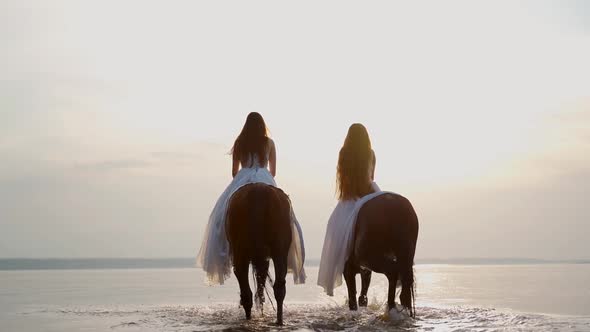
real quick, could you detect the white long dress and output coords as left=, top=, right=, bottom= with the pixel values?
left=196, top=152, right=306, bottom=285
left=317, top=182, right=394, bottom=296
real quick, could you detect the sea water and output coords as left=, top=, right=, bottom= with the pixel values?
left=1, top=264, right=589, bottom=331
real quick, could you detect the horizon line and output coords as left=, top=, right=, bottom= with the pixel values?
left=1, top=257, right=589, bottom=263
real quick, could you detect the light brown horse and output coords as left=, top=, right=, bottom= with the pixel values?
left=343, top=193, right=419, bottom=317
left=226, top=183, right=293, bottom=325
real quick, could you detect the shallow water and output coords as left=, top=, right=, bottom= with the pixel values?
left=2, top=265, right=590, bottom=331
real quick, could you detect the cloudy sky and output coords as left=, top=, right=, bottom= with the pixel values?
left=1, top=1, right=589, bottom=260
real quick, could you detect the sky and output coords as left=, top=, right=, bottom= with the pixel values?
left=1, top=1, right=589, bottom=260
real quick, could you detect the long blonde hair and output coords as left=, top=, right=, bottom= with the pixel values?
left=337, top=123, right=373, bottom=200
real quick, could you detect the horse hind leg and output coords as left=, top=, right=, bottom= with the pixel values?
left=398, top=247, right=416, bottom=317
left=343, top=258, right=360, bottom=310
left=363, top=255, right=398, bottom=311
left=358, top=268, right=372, bottom=307
left=234, top=260, right=253, bottom=319
left=271, top=255, right=287, bottom=325
left=386, top=269, right=399, bottom=311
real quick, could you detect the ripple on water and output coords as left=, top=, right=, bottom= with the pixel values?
left=50, top=302, right=590, bottom=331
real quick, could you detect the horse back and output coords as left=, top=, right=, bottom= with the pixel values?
left=226, top=183, right=292, bottom=264
left=354, top=193, right=419, bottom=264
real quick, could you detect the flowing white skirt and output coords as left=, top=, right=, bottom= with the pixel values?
left=196, top=167, right=306, bottom=285
left=317, top=182, right=394, bottom=296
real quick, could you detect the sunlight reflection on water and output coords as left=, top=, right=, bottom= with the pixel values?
left=2, top=265, right=590, bottom=331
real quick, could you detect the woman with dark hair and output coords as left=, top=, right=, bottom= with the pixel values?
left=317, top=123, right=386, bottom=295
left=197, top=112, right=305, bottom=285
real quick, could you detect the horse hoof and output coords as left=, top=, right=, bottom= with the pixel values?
left=358, top=295, right=368, bottom=307
left=349, top=302, right=358, bottom=311
left=276, top=319, right=283, bottom=326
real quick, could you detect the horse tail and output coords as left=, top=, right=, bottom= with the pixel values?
left=398, top=237, right=416, bottom=318
left=248, top=185, right=271, bottom=300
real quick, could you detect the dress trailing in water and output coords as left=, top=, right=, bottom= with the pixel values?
left=196, top=153, right=306, bottom=285
left=317, top=182, right=395, bottom=296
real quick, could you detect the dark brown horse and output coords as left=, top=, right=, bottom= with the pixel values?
left=343, top=193, right=419, bottom=317
left=226, top=183, right=293, bottom=325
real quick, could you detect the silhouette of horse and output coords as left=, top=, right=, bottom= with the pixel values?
left=344, top=193, right=419, bottom=317
left=226, top=183, right=293, bottom=325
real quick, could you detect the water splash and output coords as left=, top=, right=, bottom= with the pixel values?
left=45, top=302, right=590, bottom=331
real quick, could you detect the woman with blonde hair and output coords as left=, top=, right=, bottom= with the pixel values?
left=317, top=123, right=382, bottom=296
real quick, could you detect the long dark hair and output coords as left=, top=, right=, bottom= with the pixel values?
left=337, top=123, right=373, bottom=200
left=231, top=112, right=270, bottom=163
